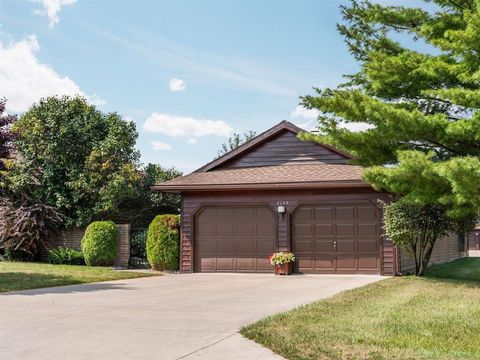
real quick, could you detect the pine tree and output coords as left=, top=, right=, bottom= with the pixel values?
left=301, top=0, right=480, bottom=218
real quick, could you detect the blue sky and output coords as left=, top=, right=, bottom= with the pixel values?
left=0, top=0, right=385, bottom=172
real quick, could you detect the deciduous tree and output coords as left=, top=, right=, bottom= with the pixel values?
left=9, top=96, right=140, bottom=227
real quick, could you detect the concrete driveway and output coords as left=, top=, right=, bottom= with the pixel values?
left=0, top=273, right=384, bottom=360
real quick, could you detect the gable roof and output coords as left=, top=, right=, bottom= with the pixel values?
left=194, top=120, right=353, bottom=173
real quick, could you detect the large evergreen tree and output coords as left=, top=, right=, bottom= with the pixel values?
left=0, top=98, right=16, bottom=190
left=301, top=0, right=480, bottom=219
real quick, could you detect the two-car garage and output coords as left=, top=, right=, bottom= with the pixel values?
left=194, top=202, right=382, bottom=274
left=153, top=121, right=394, bottom=275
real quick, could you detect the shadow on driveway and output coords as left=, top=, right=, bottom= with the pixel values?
left=0, top=273, right=136, bottom=296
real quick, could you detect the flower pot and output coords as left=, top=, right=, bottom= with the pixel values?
left=274, top=262, right=293, bottom=275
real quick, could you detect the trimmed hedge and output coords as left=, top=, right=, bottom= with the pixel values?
left=81, top=221, right=118, bottom=266
left=48, top=247, right=85, bottom=265
left=146, top=215, right=180, bottom=271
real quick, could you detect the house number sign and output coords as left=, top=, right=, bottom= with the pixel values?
left=276, top=201, right=289, bottom=206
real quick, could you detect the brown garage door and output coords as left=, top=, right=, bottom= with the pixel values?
left=292, top=202, right=381, bottom=274
left=195, top=206, right=276, bottom=272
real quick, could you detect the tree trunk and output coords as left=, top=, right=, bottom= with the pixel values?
left=417, top=240, right=435, bottom=276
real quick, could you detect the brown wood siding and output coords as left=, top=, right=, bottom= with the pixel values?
left=180, top=188, right=389, bottom=273
left=218, top=131, right=348, bottom=169
left=398, top=232, right=466, bottom=273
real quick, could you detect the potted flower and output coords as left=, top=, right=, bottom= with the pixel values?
left=269, top=251, right=295, bottom=275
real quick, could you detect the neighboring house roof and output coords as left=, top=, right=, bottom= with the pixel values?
left=152, top=121, right=369, bottom=192
left=151, top=163, right=368, bottom=192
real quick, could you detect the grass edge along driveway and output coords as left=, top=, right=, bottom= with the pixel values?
left=241, top=258, right=480, bottom=360
left=0, top=261, right=157, bottom=293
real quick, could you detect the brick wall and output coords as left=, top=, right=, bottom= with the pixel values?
left=42, top=224, right=131, bottom=268
left=399, top=232, right=466, bottom=274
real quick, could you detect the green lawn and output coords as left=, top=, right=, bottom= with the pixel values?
left=241, top=258, right=480, bottom=360
left=0, top=261, right=157, bottom=293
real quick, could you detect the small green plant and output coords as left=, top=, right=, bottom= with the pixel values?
left=48, top=247, right=85, bottom=265
left=146, top=215, right=180, bottom=270
left=81, top=221, right=118, bottom=266
left=269, top=251, right=295, bottom=265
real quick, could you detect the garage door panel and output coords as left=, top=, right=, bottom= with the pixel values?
left=295, top=207, right=312, bottom=220
left=315, top=224, right=334, bottom=236
left=336, top=239, right=356, bottom=252
left=294, top=239, right=314, bottom=252
left=256, top=207, right=274, bottom=219
left=197, top=239, right=216, bottom=253
left=315, top=254, right=335, bottom=270
left=358, top=239, right=379, bottom=252
left=197, top=224, right=217, bottom=236
left=255, top=258, right=272, bottom=271
left=335, top=207, right=355, bottom=220
left=294, top=224, right=314, bottom=236
left=357, top=206, right=377, bottom=220
left=359, top=254, right=379, bottom=269
left=236, top=257, right=254, bottom=271
left=336, top=254, right=356, bottom=270
left=257, top=239, right=275, bottom=252
left=358, top=223, right=378, bottom=235
left=257, top=223, right=275, bottom=236
left=314, top=207, right=334, bottom=221
left=237, top=239, right=255, bottom=253
left=216, top=258, right=235, bottom=271
left=217, top=208, right=236, bottom=218
left=199, top=257, right=216, bottom=272
left=236, top=223, right=255, bottom=236
left=336, top=224, right=355, bottom=235
left=217, top=223, right=235, bottom=236
left=216, top=240, right=235, bottom=253
left=195, top=206, right=275, bottom=273
left=296, top=257, right=314, bottom=271
left=293, top=202, right=381, bottom=274
left=236, top=207, right=256, bottom=219
left=316, top=241, right=334, bottom=252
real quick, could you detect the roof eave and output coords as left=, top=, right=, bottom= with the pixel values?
left=151, top=180, right=371, bottom=193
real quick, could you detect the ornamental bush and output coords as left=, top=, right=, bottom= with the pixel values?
left=81, top=221, right=118, bottom=266
left=48, top=247, right=85, bottom=265
left=146, top=215, right=180, bottom=271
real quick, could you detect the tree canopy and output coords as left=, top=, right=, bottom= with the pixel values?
left=8, top=96, right=140, bottom=227
left=300, top=0, right=480, bottom=219
left=217, top=131, right=256, bottom=158
left=0, top=98, right=16, bottom=191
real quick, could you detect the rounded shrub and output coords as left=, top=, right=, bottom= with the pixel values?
left=81, top=221, right=118, bottom=266
left=146, top=215, right=180, bottom=271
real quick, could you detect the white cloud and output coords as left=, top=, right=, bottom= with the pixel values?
left=32, top=0, right=77, bottom=27
left=151, top=141, right=172, bottom=151
left=144, top=113, right=232, bottom=137
left=291, top=105, right=319, bottom=119
left=0, top=35, right=93, bottom=113
left=187, top=138, right=197, bottom=144
left=169, top=78, right=186, bottom=92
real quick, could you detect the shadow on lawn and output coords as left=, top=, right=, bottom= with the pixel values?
left=0, top=272, right=136, bottom=296
left=423, top=257, right=480, bottom=286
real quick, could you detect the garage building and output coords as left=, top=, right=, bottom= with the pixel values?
left=153, top=121, right=466, bottom=275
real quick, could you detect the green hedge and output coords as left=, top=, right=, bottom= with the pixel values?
left=146, top=215, right=180, bottom=271
left=48, top=247, right=85, bottom=265
left=81, top=221, right=118, bottom=266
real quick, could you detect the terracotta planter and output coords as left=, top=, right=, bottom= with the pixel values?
left=274, top=262, right=293, bottom=275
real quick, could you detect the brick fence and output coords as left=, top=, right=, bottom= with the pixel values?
left=42, top=224, right=131, bottom=268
